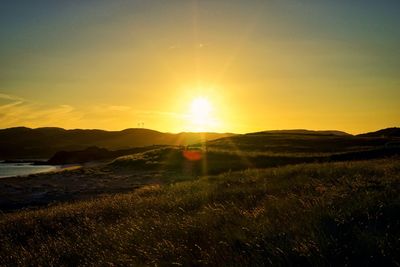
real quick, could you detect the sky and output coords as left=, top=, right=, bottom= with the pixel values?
left=1, top=0, right=399, bottom=134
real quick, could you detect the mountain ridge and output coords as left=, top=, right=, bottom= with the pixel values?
left=248, top=129, right=351, bottom=136
left=357, top=127, right=400, bottom=137
left=0, top=127, right=234, bottom=159
left=1, top=126, right=398, bottom=160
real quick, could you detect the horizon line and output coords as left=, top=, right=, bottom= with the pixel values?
left=0, top=125, right=398, bottom=136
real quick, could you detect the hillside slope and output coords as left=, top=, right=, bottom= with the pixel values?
left=0, top=127, right=233, bottom=159
left=254, top=129, right=351, bottom=136
left=207, top=131, right=392, bottom=155
left=0, top=158, right=398, bottom=266
left=357, top=127, right=400, bottom=137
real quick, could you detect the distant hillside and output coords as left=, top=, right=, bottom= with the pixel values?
left=357, top=127, right=400, bottom=137
left=2, top=126, right=398, bottom=160
left=250, top=129, right=351, bottom=136
left=207, top=129, right=392, bottom=154
left=0, top=127, right=233, bottom=159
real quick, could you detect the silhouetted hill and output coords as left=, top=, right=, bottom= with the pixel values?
left=0, top=127, right=233, bottom=159
left=2, top=127, right=398, bottom=160
left=357, top=127, right=400, bottom=137
left=250, top=129, right=351, bottom=136
left=207, top=129, right=394, bottom=154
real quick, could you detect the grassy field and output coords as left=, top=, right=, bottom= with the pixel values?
left=1, top=158, right=399, bottom=266
left=206, top=133, right=392, bottom=154
left=3, top=143, right=399, bottom=213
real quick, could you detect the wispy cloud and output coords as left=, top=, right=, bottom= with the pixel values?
left=0, top=92, right=187, bottom=130
left=0, top=100, right=24, bottom=111
left=0, top=101, right=81, bottom=129
left=0, top=92, right=24, bottom=101
left=0, top=91, right=82, bottom=128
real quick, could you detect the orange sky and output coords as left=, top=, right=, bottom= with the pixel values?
left=1, top=1, right=399, bottom=134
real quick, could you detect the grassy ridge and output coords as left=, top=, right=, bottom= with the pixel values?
left=3, top=146, right=399, bottom=213
left=110, top=147, right=400, bottom=176
left=207, top=133, right=394, bottom=154
left=1, top=158, right=399, bottom=266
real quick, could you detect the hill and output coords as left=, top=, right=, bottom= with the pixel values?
left=0, top=158, right=398, bottom=266
left=0, top=127, right=233, bottom=159
left=1, top=126, right=398, bottom=160
left=207, top=131, right=391, bottom=155
left=0, top=127, right=399, bottom=265
left=252, top=129, right=351, bottom=136
left=357, top=127, right=400, bottom=137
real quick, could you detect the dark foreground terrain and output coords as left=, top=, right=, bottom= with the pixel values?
left=0, top=158, right=399, bottom=266
left=0, top=129, right=399, bottom=266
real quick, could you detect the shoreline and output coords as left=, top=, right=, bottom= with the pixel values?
left=0, top=162, right=82, bottom=179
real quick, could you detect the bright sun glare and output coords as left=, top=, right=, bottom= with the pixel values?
left=189, top=97, right=213, bottom=131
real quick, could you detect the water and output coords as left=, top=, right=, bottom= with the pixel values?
left=0, top=162, right=58, bottom=178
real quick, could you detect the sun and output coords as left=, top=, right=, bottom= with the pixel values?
left=188, top=97, right=213, bottom=131
left=191, top=97, right=212, bottom=120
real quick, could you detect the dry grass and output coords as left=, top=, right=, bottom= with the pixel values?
left=0, top=158, right=399, bottom=266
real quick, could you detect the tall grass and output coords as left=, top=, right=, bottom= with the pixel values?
left=0, top=158, right=399, bottom=266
